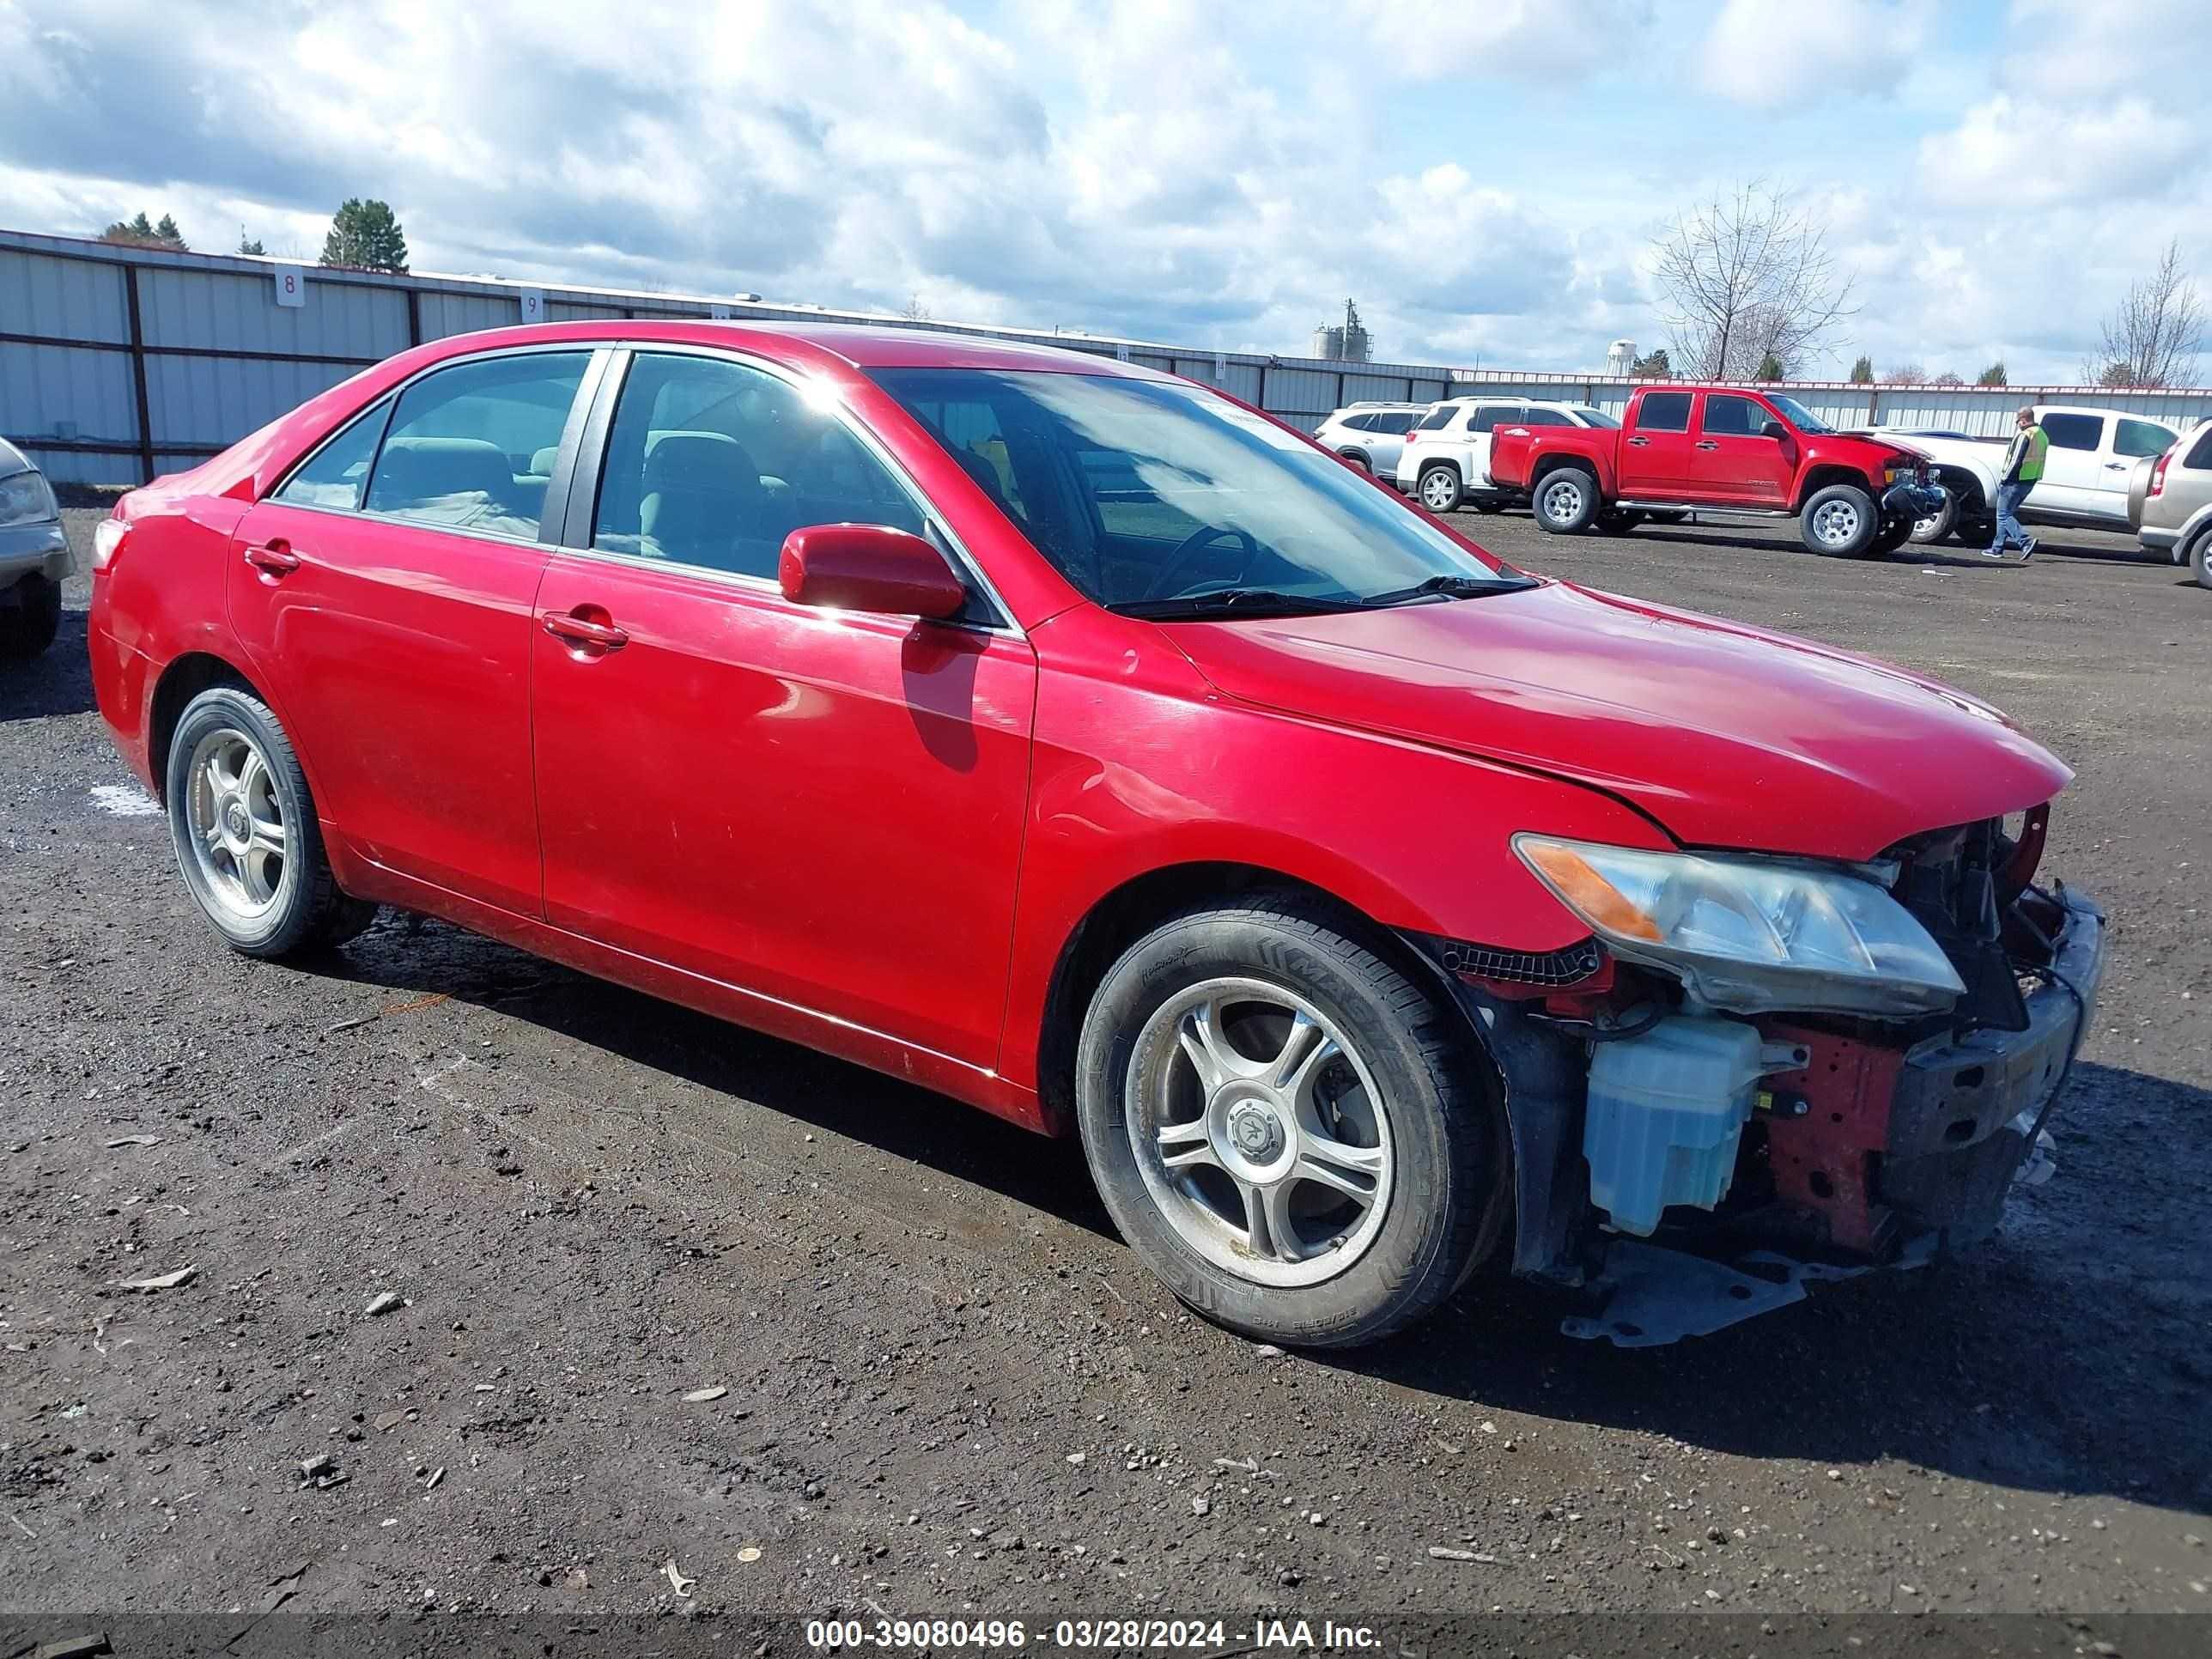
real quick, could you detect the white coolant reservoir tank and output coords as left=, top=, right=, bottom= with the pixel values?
left=1583, top=1017, right=1808, bottom=1237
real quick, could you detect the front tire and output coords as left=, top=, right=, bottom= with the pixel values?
left=1908, top=486, right=1957, bottom=545
left=1417, top=464, right=1464, bottom=514
left=1801, top=483, right=1879, bottom=557
left=165, top=685, right=377, bottom=958
left=0, top=573, right=62, bottom=661
left=1870, top=518, right=1914, bottom=556
left=1075, top=896, right=1505, bottom=1349
left=1533, top=466, right=1601, bottom=534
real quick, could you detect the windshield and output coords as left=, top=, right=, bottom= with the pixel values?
left=1766, top=394, right=1832, bottom=434
left=870, top=369, right=1521, bottom=611
left=1569, top=406, right=1620, bottom=428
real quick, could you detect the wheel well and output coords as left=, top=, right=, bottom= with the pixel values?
left=1929, top=465, right=1988, bottom=514
left=1793, top=465, right=1873, bottom=511
left=1336, top=447, right=1371, bottom=467
left=1033, top=862, right=1462, bottom=1136
left=1529, top=454, right=1595, bottom=485
left=1417, top=457, right=1457, bottom=477
left=148, top=653, right=259, bottom=800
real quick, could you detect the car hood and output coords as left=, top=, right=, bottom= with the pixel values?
left=1162, top=580, right=2070, bottom=861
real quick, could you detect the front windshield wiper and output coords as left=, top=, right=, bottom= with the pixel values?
left=1109, top=587, right=1376, bottom=619
left=1358, top=572, right=1539, bottom=607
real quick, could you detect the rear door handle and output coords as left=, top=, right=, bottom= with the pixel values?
left=1694, top=440, right=1719, bottom=450
left=2103, top=461, right=2127, bottom=470
left=243, top=542, right=301, bottom=577
left=1626, top=437, right=1650, bottom=447
left=542, top=610, right=629, bottom=651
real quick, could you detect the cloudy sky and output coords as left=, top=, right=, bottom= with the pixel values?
left=2, top=0, right=2206, bottom=382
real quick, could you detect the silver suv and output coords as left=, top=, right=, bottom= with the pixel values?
left=2130, top=422, right=2212, bottom=589
left=1313, top=403, right=1430, bottom=484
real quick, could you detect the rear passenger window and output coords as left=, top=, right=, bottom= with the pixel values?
left=1374, top=411, right=1416, bottom=434
left=2041, top=412, right=2102, bottom=452
left=364, top=352, right=592, bottom=540
left=1520, top=408, right=1572, bottom=428
left=592, top=352, right=927, bottom=581
left=1463, top=404, right=1517, bottom=434
left=1638, top=392, right=1693, bottom=432
left=2115, top=418, right=2176, bottom=459
left=276, top=398, right=391, bottom=510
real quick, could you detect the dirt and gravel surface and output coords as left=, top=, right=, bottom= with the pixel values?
left=3, top=505, right=2208, bottom=1652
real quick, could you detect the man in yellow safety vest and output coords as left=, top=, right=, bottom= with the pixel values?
left=1985, top=405, right=2047, bottom=562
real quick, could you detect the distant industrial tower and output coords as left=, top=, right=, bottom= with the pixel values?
left=1311, top=299, right=1372, bottom=363
left=1607, top=339, right=1636, bottom=376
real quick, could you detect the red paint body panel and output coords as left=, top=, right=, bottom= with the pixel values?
left=1490, top=385, right=1923, bottom=512
left=1160, top=580, right=2070, bottom=861
left=224, top=501, right=551, bottom=916
left=530, top=550, right=1036, bottom=1068
left=85, top=319, right=2081, bottom=1144
left=1760, top=1025, right=1907, bottom=1255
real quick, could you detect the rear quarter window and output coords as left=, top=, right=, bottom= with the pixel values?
left=1414, top=405, right=1460, bottom=432
left=2187, top=428, right=2212, bottom=471
left=1637, top=392, right=1693, bottom=433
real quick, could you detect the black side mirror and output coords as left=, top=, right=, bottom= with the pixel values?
left=1760, top=420, right=1789, bottom=441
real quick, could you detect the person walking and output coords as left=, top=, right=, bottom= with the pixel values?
left=1985, top=405, right=2046, bottom=561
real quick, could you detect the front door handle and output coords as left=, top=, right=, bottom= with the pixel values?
left=243, top=542, right=301, bottom=577
left=1694, top=440, right=1719, bottom=450
left=1626, top=436, right=1650, bottom=447
left=2103, top=461, right=2127, bottom=470
left=542, top=610, right=629, bottom=652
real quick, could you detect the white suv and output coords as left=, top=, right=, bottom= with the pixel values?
left=1313, top=403, right=1430, bottom=483
left=1397, top=398, right=1620, bottom=513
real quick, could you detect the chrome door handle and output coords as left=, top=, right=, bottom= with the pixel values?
left=1626, top=437, right=1650, bottom=447
left=1694, top=441, right=1719, bottom=450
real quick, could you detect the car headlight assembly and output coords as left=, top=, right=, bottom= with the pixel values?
left=1514, top=835, right=1965, bottom=1017
left=0, top=470, right=57, bottom=528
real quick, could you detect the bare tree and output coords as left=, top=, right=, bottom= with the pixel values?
left=1931, top=370, right=1965, bottom=386
left=900, top=293, right=933, bottom=323
left=1881, top=363, right=1928, bottom=386
left=1649, top=180, right=1855, bottom=380
left=2084, top=239, right=2205, bottom=388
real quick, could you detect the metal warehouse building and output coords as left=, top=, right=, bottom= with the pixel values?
left=3, top=226, right=2207, bottom=486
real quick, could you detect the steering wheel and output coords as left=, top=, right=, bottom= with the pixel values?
left=1141, top=526, right=1262, bottom=601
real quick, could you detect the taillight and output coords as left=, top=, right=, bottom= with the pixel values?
left=2149, top=453, right=2170, bottom=497
left=93, top=516, right=130, bottom=569
left=1405, top=431, right=1419, bottom=443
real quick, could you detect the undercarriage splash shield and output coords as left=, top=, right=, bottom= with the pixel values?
left=1560, top=1237, right=1936, bottom=1348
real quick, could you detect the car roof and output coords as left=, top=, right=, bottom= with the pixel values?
left=413, top=319, right=1170, bottom=380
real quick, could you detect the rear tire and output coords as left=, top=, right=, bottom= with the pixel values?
left=0, top=573, right=62, bottom=661
left=1533, top=466, right=1601, bottom=534
left=1417, top=464, right=1464, bottom=514
left=164, top=685, right=378, bottom=959
left=1075, top=896, right=1506, bottom=1349
left=1871, top=519, right=1914, bottom=556
left=2192, top=527, right=2212, bottom=591
left=1801, top=483, right=1879, bottom=557
left=1597, top=508, right=1645, bottom=533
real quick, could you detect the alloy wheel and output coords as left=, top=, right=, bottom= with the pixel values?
left=1540, top=477, right=1584, bottom=525
left=1421, top=471, right=1457, bottom=511
left=1126, top=977, right=1395, bottom=1288
left=183, top=727, right=289, bottom=921
left=1811, top=499, right=1863, bottom=548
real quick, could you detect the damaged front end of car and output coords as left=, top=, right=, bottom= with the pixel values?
left=1415, top=805, right=2104, bottom=1346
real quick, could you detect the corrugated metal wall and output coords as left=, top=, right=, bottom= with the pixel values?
left=3, top=227, right=2206, bottom=484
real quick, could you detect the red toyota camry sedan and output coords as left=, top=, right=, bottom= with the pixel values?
left=88, top=322, right=2103, bottom=1348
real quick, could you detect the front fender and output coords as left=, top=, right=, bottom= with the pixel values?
left=996, top=612, right=1671, bottom=1091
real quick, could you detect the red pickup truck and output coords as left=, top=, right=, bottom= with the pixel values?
left=1488, top=385, right=1946, bottom=558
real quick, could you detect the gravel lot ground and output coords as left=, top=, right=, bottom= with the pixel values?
left=3, top=503, right=2208, bottom=1651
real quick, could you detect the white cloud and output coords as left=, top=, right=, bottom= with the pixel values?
left=1696, top=0, right=1928, bottom=109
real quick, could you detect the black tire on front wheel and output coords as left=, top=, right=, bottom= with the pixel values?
left=1800, top=483, right=1880, bottom=557
left=1533, top=466, right=1601, bottom=534
left=0, top=574, right=62, bottom=661
left=1075, top=896, right=1507, bottom=1349
left=1907, top=486, right=1957, bottom=545
left=1870, top=519, right=1914, bottom=556
left=164, top=684, right=378, bottom=959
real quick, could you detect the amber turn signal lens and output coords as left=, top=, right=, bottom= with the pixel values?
left=1518, top=841, right=1664, bottom=943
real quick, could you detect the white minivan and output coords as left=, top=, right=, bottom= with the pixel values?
left=1396, top=398, right=1620, bottom=513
